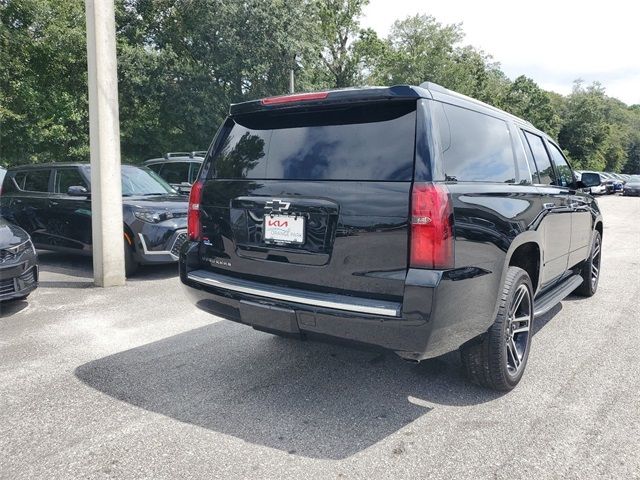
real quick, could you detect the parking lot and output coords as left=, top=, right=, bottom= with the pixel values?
left=1, top=194, right=639, bottom=479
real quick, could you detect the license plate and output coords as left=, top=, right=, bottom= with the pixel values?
left=264, top=214, right=305, bottom=245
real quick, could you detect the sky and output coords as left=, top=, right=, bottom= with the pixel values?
left=361, top=0, right=640, bottom=105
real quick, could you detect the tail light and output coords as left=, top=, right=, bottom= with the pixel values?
left=410, top=183, right=454, bottom=269
left=261, top=91, right=328, bottom=105
left=187, top=180, right=204, bottom=241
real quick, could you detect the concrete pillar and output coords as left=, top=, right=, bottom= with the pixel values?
left=85, top=0, right=125, bottom=287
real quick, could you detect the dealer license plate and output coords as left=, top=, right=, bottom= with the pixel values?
left=264, top=215, right=305, bottom=245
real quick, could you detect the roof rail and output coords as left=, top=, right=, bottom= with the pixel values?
left=419, top=81, right=534, bottom=127
left=164, top=152, right=191, bottom=159
left=164, top=151, right=207, bottom=159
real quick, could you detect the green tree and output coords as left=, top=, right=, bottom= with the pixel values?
left=1, top=0, right=88, bottom=166
left=502, top=75, right=561, bottom=137
left=557, top=81, right=611, bottom=170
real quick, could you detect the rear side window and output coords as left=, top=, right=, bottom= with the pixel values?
left=212, top=102, right=417, bottom=181
left=159, top=162, right=190, bottom=184
left=55, top=168, right=87, bottom=193
left=146, top=163, right=162, bottom=174
left=434, top=102, right=516, bottom=183
left=13, top=169, right=51, bottom=192
left=546, top=142, right=573, bottom=187
left=523, top=132, right=555, bottom=185
left=189, top=162, right=201, bottom=183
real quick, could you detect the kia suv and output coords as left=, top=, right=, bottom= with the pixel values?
left=1, top=163, right=188, bottom=276
left=180, top=83, right=603, bottom=391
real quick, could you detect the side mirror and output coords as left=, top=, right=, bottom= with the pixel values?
left=67, top=185, right=90, bottom=197
left=577, top=172, right=601, bottom=188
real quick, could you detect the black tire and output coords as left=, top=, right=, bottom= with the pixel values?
left=460, top=266, right=534, bottom=391
left=124, top=240, right=139, bottom=278
left=574, top=230, right=601, bottom=297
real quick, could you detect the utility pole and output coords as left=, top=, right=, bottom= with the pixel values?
left=85, top=0, right=125, bottom=287
left=289, top=69, right=295, bottom=94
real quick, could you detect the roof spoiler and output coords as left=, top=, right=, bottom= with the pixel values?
left=229, top=85, right=424, bottom=116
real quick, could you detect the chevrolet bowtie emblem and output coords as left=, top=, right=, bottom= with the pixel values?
left=264, top=199, right=291, bottom=213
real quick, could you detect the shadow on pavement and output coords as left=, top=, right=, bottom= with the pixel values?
left=75, top=307, right=570, bottom=460
left=36, top=250, right=179, bottom=282
left=0, top=299, right=29, bottom=317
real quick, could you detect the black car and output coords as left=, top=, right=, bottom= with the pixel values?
left=0, top=163, right=188, bottom=276
left=180, top=83, right=603, bottom=391
left=623, top=175, right=640, bottom=196
left=144, top=152, right=205, bottom=193
left=0, top=218, right=38, bottom=301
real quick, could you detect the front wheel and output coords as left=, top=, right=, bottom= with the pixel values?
left=124, top=240, right=139, bottom=278
left=461, top=266, right=534, bottom=391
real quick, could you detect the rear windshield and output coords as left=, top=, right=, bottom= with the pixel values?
left=211, top=102, right=417, bottom=181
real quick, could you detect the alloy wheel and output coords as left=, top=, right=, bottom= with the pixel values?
left=591, top=235, right=601, bottom=289
left=505, top=284, right=532, bottom=376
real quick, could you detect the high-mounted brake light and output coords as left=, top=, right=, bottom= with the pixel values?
left=410, top=183, right=454, bottom=269
left=261, top=91, right=329, bottom=105
left=187, top=180, right=204, bottom=241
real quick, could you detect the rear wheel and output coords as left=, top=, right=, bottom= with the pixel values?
left=124, top=240, right=139, bottom=278
left=574, top=230, right=601, bottom=297
left=461, top=266, right=534, bottom=391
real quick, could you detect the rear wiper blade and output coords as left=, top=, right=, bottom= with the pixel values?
left=142, top=193, right=165, bottom=196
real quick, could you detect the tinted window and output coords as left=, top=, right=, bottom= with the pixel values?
left=435, top=102, right=516, bottom=183
left=189, top=162, right=201, bottom=183
left=518, top=130, right=540, bottom=184
left=212, top=102, right=417, bottom=181
left=159, top=162, right=190, bottom=184
left=55, top=168, right=87, bottom=193
left=14, top=169, right=51, bottom=192
left=523, top=132, right=555, bottom=185
left=146, top=163, right=162, bottom=173
left=546, top=142, right=573, bottom=187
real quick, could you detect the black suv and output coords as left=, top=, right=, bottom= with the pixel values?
left=180, top=84, right=603, bottom=391
left=1, top=163, right=188, bottom=276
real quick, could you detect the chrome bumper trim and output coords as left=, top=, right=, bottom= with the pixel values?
left=186, top=269, right=401, bottom=317
left=137, top=229, right=186, bottom=259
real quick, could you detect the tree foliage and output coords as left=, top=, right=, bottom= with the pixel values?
left=1, top=1, right=639, bottom=173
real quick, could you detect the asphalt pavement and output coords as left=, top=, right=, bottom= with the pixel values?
left=1, top=194, right=639, bottom=479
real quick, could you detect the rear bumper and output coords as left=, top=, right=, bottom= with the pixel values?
left=180, top=243, right=497, bottom=360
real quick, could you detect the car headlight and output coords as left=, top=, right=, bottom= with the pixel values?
left=6, top=240, right=34, bottom=255
left=134, top=209, right=175, bottom=224
left=135, top=210, right=162, bottom=223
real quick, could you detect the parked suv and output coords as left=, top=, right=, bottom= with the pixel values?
left=144, top=152, right=205, bottom=193
left=0, top=163, right=188, bottom=276
left=180, top=84, right=603, bottom=391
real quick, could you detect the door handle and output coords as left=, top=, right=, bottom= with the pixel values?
left=49, top=201, right=59, bottom=206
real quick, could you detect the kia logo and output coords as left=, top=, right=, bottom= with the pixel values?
left=267, top=219, right=288, bottom=227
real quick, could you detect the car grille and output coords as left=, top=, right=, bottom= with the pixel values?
left=0, top=250, right=17, bottom=264
left=0, top=278, right=15, bottom=295
left=171, top=232, right=188, bottom=257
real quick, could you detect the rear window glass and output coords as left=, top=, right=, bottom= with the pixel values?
left=212, top=102, right=417, bottom=181
left=159, top=162, right=190, bottom=184
left=434, top=102, right=516, bottom=183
